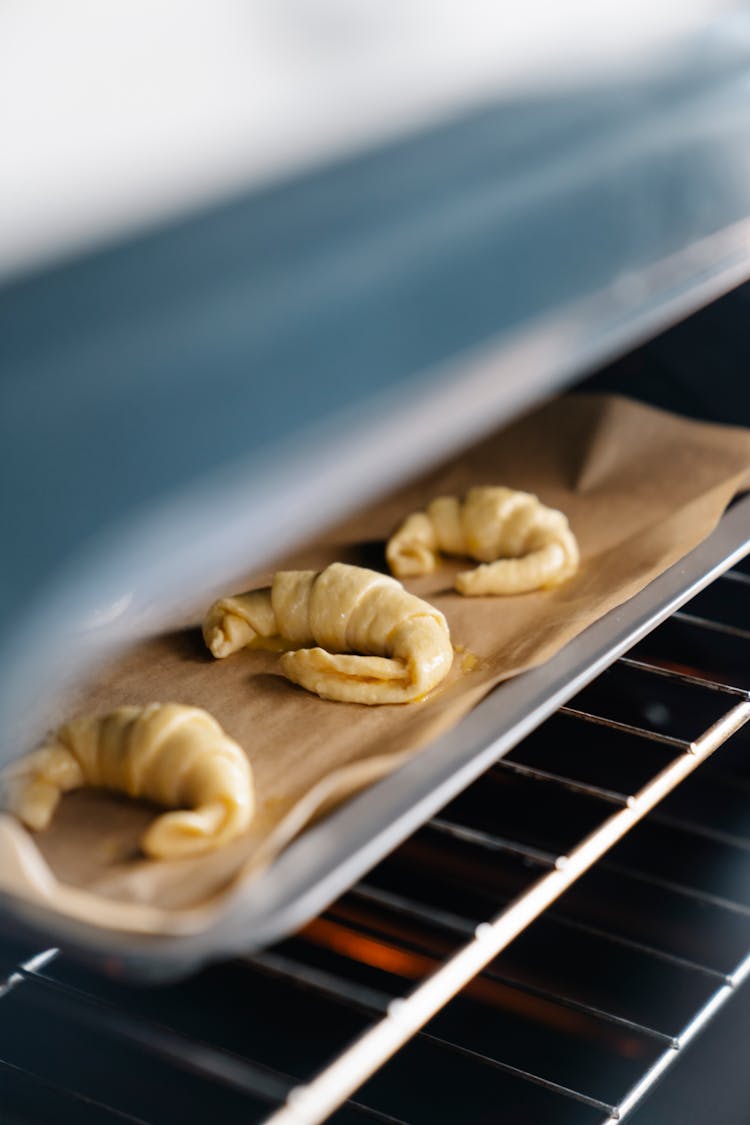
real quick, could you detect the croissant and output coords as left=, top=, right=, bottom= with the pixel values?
left=386, top=486, right=579, bottom=595
left=203, top=562, right=453, bottom=704
left=5, top=703, right=254, bottom=859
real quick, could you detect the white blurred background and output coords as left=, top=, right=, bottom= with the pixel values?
left=0, top=0, right=732, bottom=277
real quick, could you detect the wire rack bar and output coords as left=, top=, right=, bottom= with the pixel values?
left=249, top=947, right=618, bottom=1114
left=430, top=810, right=750, bottom=915
left=350, top=882, right=730, bottom=982
left=351, top=884, right=480, bottom=940
left=604, top=946, right=750, bottom=1123
left=616, top=657, right=749, bottom=698
left=249, top=949, right=392, bottom=1017
left=427, top=817, right=557, bottom=866
left=556, top=708, right=690, bottom=749
left=417, top=1028, right=617, bottom=1116
left=673, top=610, right=750, bottom=644
left=497, top=746, right=750, bottom=856
left=721, top=570, right=750, bottom=588
left=543, top=912, right=731, bottom=983
left=322, top=909, right=678, bottom=1046
left=601, top=863, right=750, bottom=917
left=16, top=963, right=294, bottom=1105
left=493, top=759, right=632, bottom=806
left=2, top=954, right=408, bottom=1125
left=647, top=810, right=750, bottom=854
left=0, top=947, right=59, bottom=999
left=261, top=701, right=750, bottom=1124
left=0, top=1055, right=151, bottom=1124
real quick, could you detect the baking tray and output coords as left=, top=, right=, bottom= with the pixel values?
left=3, top=494, right=748, bottom=980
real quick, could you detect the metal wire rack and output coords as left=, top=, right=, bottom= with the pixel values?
left=1, top=566, right=750, bottom=1124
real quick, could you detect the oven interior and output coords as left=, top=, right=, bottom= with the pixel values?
left=2, top=286, right=750, bottom=1124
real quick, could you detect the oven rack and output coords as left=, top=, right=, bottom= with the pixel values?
left=261, top=656, right=750, bottom=1124
left=2, top=563, right=750, bottom=1123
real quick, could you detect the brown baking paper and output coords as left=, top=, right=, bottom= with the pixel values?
left=1, top=393, right=749, bottom=936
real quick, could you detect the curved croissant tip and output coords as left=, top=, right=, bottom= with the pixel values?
left=203, top=625, right=232, bottom=659
left=454, top=570, right=476, bottom=596
left=387, top=549, right=435, bottom=579
left=8, top=779, right=63, bottom=831
left=141, top=821, right=206, bottom=860
left=141, top=801, right=252, bottom=859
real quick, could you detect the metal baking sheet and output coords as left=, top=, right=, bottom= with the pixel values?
left=3, top=494, right=749, bottom=979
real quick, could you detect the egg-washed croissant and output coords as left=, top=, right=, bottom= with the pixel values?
left=5, top=703, right=254, bottom=859
left=386, top=486, right=579, bottom=596
left=203, top=562, right=453, bottom=704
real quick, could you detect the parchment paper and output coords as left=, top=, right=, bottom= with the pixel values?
left=1, top=393, right=749, bottom=936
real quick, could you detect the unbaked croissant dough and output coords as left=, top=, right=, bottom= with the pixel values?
left=386, top=487, right=579, bottom=595
left=5, top=704, right=254, bottom=859
left=203, top=562, right=453, bottom=704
